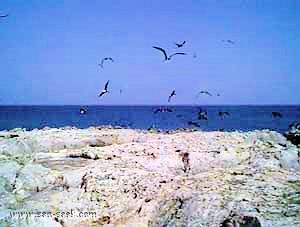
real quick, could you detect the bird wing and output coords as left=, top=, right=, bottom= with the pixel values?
left=198, top=91, right=210, bottom=96
left=104, top=80, right=109, bottom=90
left=100, top=57, right=114, bottom=67
left=153, top=46, right=168, bottom=60
left=199, top=91, right=211, bottom=96
left=181, top=41, right=186, bottom=45
left=0, top=14, right=8, bottom=18
left=169, top=52, right=187, bottom=59
left=99, top=58, right=106, bottom=68
left=98, top=91, right=105, bottom=97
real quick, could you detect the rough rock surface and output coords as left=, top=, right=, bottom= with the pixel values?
left=284, top=122, right=300, bottom=146
left=0, top=127, right=299, bottom=226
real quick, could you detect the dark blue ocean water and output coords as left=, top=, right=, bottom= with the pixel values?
left=0, top=105, right=299, bottom=132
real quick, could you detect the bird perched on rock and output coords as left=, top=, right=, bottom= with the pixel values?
left=181, top=152, right=190, bottom=172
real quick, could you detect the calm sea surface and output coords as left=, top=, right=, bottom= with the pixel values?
left=0, top=105, right=299, bottom=132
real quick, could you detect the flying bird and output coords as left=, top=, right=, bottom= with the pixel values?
left=175, top=41, right=186, bottom=48
left=168, top=90, right=176, bottom=102
left=99, top=57, right=114, bottom=68
left=80, top=108, right=87, bottom=115
left=289, top=122, right=300, bottom=130
left=152, top=46, right=187, bottom=61
left=197, top=90, right=212, bottom=97
left=98, top=80, right=110, bottom=97
left=153, top=46, right=168, bottom=60
left=188, top=121, right=200, bottom=127
left=198, top=108, right=208, bottom=120
left=218, top=111, right=230, bottom=118
left=154, top=107, right=173, bottom=114
left=0, top=14, right=8, bottom=18
left=272, top=111, right=282, bottom=118
left=222, top=39, right=235, bottom=44
left=168, top=52, right=186, bottom=60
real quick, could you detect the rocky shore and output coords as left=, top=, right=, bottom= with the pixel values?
left=0, top=127, right=299, bottom=226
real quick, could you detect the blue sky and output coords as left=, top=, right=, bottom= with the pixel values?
left=0, top=0, right=299, bottom=105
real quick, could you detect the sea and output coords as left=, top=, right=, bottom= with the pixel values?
left=0, top=105, right=299, bottom=133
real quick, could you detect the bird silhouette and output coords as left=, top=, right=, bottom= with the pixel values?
left=198, top=108, right=208, bottom=120
left=289, top=122, right=300, bottom=130
left=175, top=41, right=186, bottom=48
left=222, top=39, right=235, bottom=44
left=98, top=80, right=110, bottom=97
left=0, top=14, right=8, bottom=18
left=153, top=46, right=186, bottom=61
left=168, top=52, right=186, bottom=60
left=197, top=90, right=212, bottom=97
left=80, top=108, right=87, bottom=115
left=99, top=57, right=114, bottom=68
left=272, top=111, right=282, bottom=118
left=154, top=107, right=173, bottom=114
left=187, top=121, right=200, bottom=127
left=168, top=90, right=176, bottom=102
left=218, top=111, right=230, bottom=118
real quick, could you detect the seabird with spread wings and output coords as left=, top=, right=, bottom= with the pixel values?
left=98, top=80, right=110, bottom=97
left=99, top=57, right=114, bottom=68
left=153, top=46, right=186, bottom=61
left=175, top=41, right=186, bottom=48
left=168, top=90, right=176, bottom=102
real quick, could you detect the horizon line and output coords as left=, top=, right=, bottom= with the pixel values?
left=0, top=104, right=300, bottom=106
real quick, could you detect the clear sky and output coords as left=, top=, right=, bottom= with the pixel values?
left=0, top=0, right=299, bottom=105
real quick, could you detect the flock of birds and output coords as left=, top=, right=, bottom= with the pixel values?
left=86, top=39, right=237, bottom=126
left=82, top=39, right=284, bottom=129
left=0, top=13, right=285, bottom=129
left=95, top=39, right=223, bottom=106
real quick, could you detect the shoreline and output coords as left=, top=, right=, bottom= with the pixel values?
left=0, top=124, right=289, bottom=134
left=0, top=127, right=299, bottom=226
